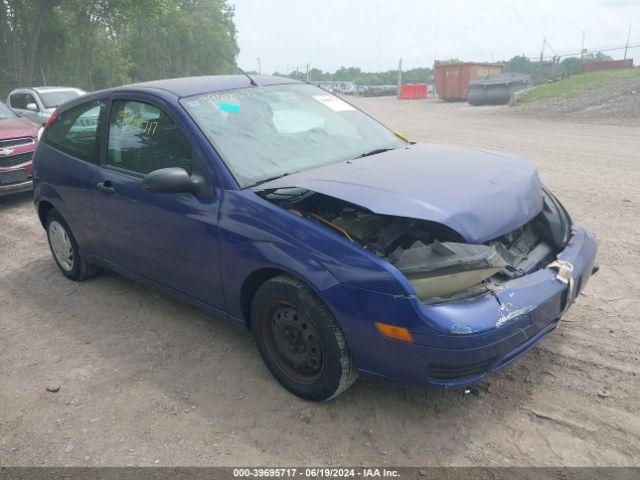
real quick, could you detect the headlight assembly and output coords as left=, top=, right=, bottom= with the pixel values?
left=393, top=241, right=507, bottom=301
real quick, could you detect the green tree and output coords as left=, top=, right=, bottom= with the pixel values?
left=559, top=57, right=582, bottom=76
left=584, top=52, right=614, bottom=63
left=504, top=55, right=532, bottom=74
left=276, top=66, right=433, bottom=86
left=0, top=0, right=239, bottom=96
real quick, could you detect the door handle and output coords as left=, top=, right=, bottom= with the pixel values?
left=96, top=181, right=116, bottom=194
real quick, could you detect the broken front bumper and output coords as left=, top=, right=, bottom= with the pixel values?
left=326, top=225, right=598, bottom=386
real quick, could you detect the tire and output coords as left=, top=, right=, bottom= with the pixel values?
left=251, top=274, right=358, bottom=401
left=45, top=209, right=101, bottom=281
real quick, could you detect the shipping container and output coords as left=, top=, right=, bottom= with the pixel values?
left=434, top=62, right=504, bottom=101
left=399, top=83, right=428, bottom=99
left=581, top=59, right=634, bottom=74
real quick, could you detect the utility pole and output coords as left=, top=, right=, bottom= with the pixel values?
left=306, top=63, right=310, bottom=83
left=396, top=58, right=402, bottom=99
left=433, top=25, right=439, bottom=64
left=256, top=57, right=261, bottom=75
left=580, top=30, right=586, bottom=72
left=377, top=32, right=381, bottom=72
left=624, top=23, right=632, bottom=59
left=540, top=35, right=546, bottom=62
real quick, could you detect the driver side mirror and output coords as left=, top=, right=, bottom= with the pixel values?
left=142, top=167, right=204, bottom=195
left=26, top=103, right=38, bottom=112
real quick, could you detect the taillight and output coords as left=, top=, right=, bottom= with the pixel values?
left=43, top=110, right=58, bottom=131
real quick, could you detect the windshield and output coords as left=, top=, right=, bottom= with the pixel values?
left=0, top=102, right=16, bottom=119
left=181, top=84, right=406, bottom=187
left=39, top=90, right=83, bottom=109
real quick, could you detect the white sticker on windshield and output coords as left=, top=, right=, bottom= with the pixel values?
left=312, top=95, right=355, bottom=112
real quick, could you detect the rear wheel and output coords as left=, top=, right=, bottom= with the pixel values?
left=251, top=274, right=358, bottom=401
left=45, top=209, right=100, bottom=281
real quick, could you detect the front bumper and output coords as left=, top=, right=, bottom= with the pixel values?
left=1, top=161, right=34, bottom=197
left=0, top=179, right=33, bottom=197
left=326, top=225, right=598, bottom=386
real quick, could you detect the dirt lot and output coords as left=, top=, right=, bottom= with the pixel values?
left=1, top=98, right=639, bottom=467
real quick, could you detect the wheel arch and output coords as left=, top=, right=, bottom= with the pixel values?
left=235, top=244, right=342, bottom=330
left=240, top=266, right=341, bottom=330
left=37, top=200, right=56, bottom=228
left=240, top=267, right=287, bottom=329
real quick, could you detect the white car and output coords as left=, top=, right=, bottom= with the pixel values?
left=7, top=87, right=85, bottom=125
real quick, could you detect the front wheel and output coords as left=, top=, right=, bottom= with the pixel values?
left=251, top=275, right=358, bottom=401
left=45, top=209, right=101, bottom=281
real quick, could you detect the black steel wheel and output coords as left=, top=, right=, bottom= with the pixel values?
left=251, top=274, right=357, bottom=401
left=262, top=302, right=324, bottom=385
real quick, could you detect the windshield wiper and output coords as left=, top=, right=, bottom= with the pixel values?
left=358, top=147, right=396, bottom=158
left=251, top=171, right=295, bottom=188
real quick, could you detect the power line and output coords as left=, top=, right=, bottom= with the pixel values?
left=527, top=43, right=640, bottom=61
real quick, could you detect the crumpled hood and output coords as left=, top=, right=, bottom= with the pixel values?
left=258, top=143, right=544, bottom=243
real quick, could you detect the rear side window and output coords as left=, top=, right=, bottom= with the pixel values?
left=43, top=101, right=104, bottom=163
left=106, top=100, right=193, bottom=175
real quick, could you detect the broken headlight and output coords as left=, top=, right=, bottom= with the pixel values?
left=391, top=241, right=507, bottom=301
left=540, top=185, right=572, bottom=249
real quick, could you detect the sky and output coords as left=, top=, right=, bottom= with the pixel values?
left=230, top=0, right=640, bottom=74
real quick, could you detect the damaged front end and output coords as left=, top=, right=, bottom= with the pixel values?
left=257, top=185, right=573, bottom=305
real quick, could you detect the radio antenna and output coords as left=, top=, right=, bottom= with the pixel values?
left=212, top=44, right=258, bottom=86
left=236, top=63, right=258, bottom=86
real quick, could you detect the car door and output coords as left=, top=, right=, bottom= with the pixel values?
left=8, top=92, right=28, bottom=119
left=92, top=94, right=225, bottom=309
left=10, top=92, right=40, bottom=124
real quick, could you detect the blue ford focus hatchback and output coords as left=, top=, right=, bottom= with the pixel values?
left=33, top=75, right=598, bottom=400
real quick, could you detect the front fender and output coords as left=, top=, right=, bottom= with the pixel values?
left=220, top=189, right=408, bottom=295
left=221, top=240, right=342, bottom=323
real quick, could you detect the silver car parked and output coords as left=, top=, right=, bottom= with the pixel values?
left=7, top=87, right=85, bottom=125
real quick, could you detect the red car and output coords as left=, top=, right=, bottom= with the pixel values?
left=0, top=101, right=40, bottom=196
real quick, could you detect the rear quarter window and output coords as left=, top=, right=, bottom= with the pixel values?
left=43, top=101, right=104, bottom=163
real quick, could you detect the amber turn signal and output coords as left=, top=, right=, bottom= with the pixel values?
left=375, top=322, right=414, bottom=343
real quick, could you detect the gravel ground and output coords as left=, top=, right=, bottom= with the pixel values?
left=1, top=97, right=639, bottom=467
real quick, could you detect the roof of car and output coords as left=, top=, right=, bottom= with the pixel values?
left=31, top=86, right=84, bottom=93
left=126, top=75, right=300, bottom=97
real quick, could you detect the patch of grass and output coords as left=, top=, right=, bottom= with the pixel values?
left=517, top=68, right=640, bottom=105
